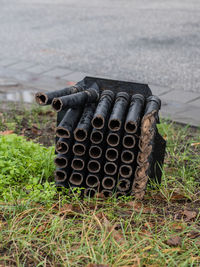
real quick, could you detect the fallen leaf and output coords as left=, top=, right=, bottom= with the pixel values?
left=166, top=236, right=182, bottom=246
left=183, top=210, right=197, bottom=221
left=102, top=214, right=124, bottom=244
left=0, top=130, right=13, bottom=135
left=127, top=201, right=156, bottom=214
left=170, top=191, right=187, bottom=201
left=187, top=230, right=200, bottom=239
left=171, top=222, right=186, bottom=231
left=191, top=142, right=200, bottom=146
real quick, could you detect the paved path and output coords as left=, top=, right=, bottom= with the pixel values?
left=0, top=0, right=200, bottom=126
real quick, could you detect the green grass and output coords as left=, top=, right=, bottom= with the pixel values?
left=0, top=106, right=200, bottom=266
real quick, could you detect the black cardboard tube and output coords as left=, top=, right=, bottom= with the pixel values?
left=54, top=168, right=68, bottom=182
left=125, top=94, right=145, bottom=134
left=119, top=165, right=132, bottom=178
left=87, top=159, right=101, bottom=173
left=117, top=178, right=131, bottom=192
left=92, top=90, right=115, bottom=129
left=71, top=156, right=85, bottom=171
left=108, top=92, right=129, bottom=132
left=56, top=108, right=83, bottom=138
left=86, top=174, right=100, bottom=188
left=52, top=83, right=99, bottom=112
left=122, top=134, right=136, bottom=149
left=105, top=147, right=119, bottom=162
left=90, top=128, right=104, bottom=144
left=104, top=162, right=118, bottom=176
left=35, top=80, right=85, bottom=105
left=89, top=145, right=102, bottom=159
left=54, top=154, right=69, bottom=168
left=55, top=137, right=71, bottom=154
left=74, top=104, right=96, bottom=142
left=69, top=171, right=84, bottom=186
left=121, top=149, right=135, bottom=164
left=84, top=188, right=97, bottom=197
left=101, top=189, right=112, bottom=198
left=102, top=176, right=116, bottom=190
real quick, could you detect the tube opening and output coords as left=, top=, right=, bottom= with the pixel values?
left=86, top=175, right=99, bottom=187
left=102, top=190, right=112, bottom=198
left=123, top=135, right=135, bottom=148
left=89, top=146, right=102, bottom=159
left=117, top=179, right=130, bottom=191
left=104, top=162, right=117, bottom=175
left=92, top=116, right=104, bottom=129
left=102, top=177, right=115, bottom=189
left=72, top=158, right=84, bottom=170
left=106, top=148, right=118, bottom=161
left=70, top=173, right=83, bottom=185
left=84, top=188, right=96, bottom=197
left=120, top=165, right=132, bottom=178
left=73, top=144, right=85, bottom=156
left=52, top=98, right=62, bottom=112
left=74, top=129, right=87, bottom=142
left=35, top=93, right=47, bottom=105
left=121, top=150, right=134, bottom=164
left=125, top=121, right=137, bottom=133
left=54, top=157, right=68, bottom=168
left=88, top=160, right=101, bottom=173
left=56, top=128, right=70, bottom=138
left=116, top=192, right=126, bottom=198
left=107, top=133, right=119, bottom=146
left=109, top=119, right=121, bottom=131
left=90, top=131, right=103, bottom=144
left=54, top=170, right=67, bottom=182
left=56, top=141, right=69, bottom=154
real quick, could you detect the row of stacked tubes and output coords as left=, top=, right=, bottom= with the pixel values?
left=35, top=79, right=161, bottom=199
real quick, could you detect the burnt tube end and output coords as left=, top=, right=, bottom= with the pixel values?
left=107, top=133, right=120, bottom=147
left=56, top=127, right=70, bottom=138
left=121, top=150, right=134, bottom=164
left=102, top=177, right=116, bottom=190
left=73, top=143, right=86, bottom=156
left=125, top=120, right=137, bottom=134
left=71, top=158, right=85, bottom=171
left=54, top=169, right=67, bottom=182
left=35, top=92, right=48, bottom=105
left=55, top=140, right=69, bottom=154
left=92, top=115, right=104, bottom=129
left=101, top=90, right=115, bottom=102
left=69, top=172, right=84, bottom=186
left=84, top=188, right=97, bottom=198
left=86, top=174, right=100, bottom=188
left=116, top=91, right=130, bottom=102
left=101, top=189, right=112, bottom=198
left=89, top=146, right=102, bottom=159
left=105, top=148, right=118, bottom=162
left=54, top=156, right=68, bottom=168
left=117, top=179, right=131, bottom=192
left=119, top=165, right=132, bottom=178
left=87, top=160, right=101, bottom=173
left=74, top=128, right=87, bottom=142
left=104, top=162, right=117, bottom=176
left=108, top=119, right=121, bottom=132
left=90, top=130, right=103, bottom=144
left=52, top=98, right=63, bottom=112
left=123, top=135, right=135, bottom=149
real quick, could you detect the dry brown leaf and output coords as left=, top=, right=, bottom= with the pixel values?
left=0, top=130, right=14, bottom=135
left=171, top=222, right=186, bottom=231
left=166, top=236, right=182, bottom=246
left=170, top=191, right=187, bottom=201
left=127, top=201, right=155, bottom=214
left=191, top=142, right=200, bottom=146
left=102, top=214, right=124, bottom=244
left=187, top=230, right=200, bottom=239
left=86, top=264, right=110, bottom=267
left=183, top=210, right=197, bottom=221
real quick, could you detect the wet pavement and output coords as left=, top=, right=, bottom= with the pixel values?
left=0, top=0, right=200, bottom=126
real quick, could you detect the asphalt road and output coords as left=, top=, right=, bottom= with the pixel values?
left=0, top=0, right=200, bottom=92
